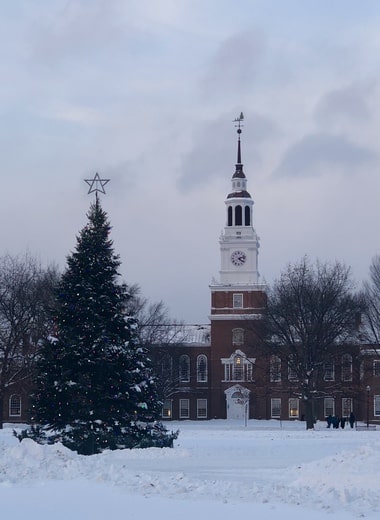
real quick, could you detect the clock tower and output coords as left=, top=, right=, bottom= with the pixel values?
left=209, top=113, right=266, bottom=420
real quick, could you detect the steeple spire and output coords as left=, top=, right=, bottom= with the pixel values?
left=234, top=112, right=244, bottom=164
left=233, top=112, right=245, bottom=178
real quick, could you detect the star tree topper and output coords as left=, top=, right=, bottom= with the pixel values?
left=85, top=172, right=110, bottom=195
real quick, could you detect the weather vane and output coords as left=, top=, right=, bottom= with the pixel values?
left=84, top=172, right=110, bottom=196
left=233, top=112, right=244, bottom=134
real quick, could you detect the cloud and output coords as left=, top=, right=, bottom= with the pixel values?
left=28, top=0, right=141, bottom=68
left=314, top=82, right=376, bottom=129
left=200, top=30, right=265, bottom=101
left=177, top=111, right=278, bottom=191
left=273, top=133, right=377, bottom=179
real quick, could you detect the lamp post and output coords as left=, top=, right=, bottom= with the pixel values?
left=366, top=385, right=371, bottom=428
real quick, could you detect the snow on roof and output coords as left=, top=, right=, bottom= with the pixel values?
left=179, top=325, right=211, bottom=345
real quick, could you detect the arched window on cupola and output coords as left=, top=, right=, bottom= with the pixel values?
left=235, top=205, right=242, bottom=226
left=228, top=206, right=233, bottom=226
left=244, top=206, right=251, bottom=226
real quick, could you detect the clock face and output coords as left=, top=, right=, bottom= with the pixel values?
left=231, top=250, right=246, bottom=266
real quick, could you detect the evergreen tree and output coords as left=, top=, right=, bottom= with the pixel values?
left=29, top=196, right=177, bottom=454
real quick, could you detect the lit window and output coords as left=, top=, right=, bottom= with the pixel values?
left=288, top=398, right=299, bottom=418
left=197, top=399, right=207, bottom=418
left=271, top=398, right=281, bottom=418
left=162, top=399, right=172, bottom=419
left=179, top=399, right=190, bottom=419
left=222, top=350, right=254, bottom=382
left=233, top=356, right=243, bottom=381
left=9, top=395, right=21, bottom=417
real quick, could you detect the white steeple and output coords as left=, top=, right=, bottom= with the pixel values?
left=217, top=113, right=260, bottom=286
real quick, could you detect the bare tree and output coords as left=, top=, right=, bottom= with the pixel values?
left=126, top=284, right=185, bottom=347
left=264, top=257, right=364, bottom=430
left=363, top=255, right=380, bottom=345
left=0, top=254, right=58, bottom=428
left=125, top=284, right=187, bottom=402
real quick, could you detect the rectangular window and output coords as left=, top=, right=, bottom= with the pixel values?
left=341, top=356, right=352, bottom=382
left=224, top=363, right=231, bottom=381
left=233, top=356, right=244, bottom=381
left=271, top=398, right=281, bottom=418
left=233, top=293, right=243, bottom=309
left=288, top=398, right=299, bottom=418
left=162, top=399, right=172, bottom=419
left=342, top=398, right=352, bottom=417
left=197, top=399, right=207, bottom=418
left=374, top=396, right=380, bottom=417
left=373, top=360, right=380, bottom=376
left=9, top=395, right=21, bottom=417
left=324, top=398, right=335, bottom=417
left=179, top=399, right=190, bottom=419
left=246, top=362, right=253, bottom=381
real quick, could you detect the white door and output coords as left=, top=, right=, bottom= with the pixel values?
left=226, top=390, right=249, bottom=421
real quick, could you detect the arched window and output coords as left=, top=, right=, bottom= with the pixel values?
left=235, top=205, right=242, bottom=226
left=221, top=350, right=254, bottom=382
left=179, top=354, right=190, bottom=383
left=227, top=206, right=233, bottom=226
left=197, top=354, right=208, bottom=382
left=9, top=394, right=21, bottom=417
left=341, top=354, right=352, bottom=382
left=244, top=206, right=251, bottom=226
left=270, top=355, right=281, bottom=382
left=232, top=328, right=244, bottom=345
left=161, top=354, right=172, bottom=380
left=324, top=360, right=335, bottom=381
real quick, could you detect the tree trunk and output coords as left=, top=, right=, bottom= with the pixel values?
left=0, top=394, right=4, bottom=429
left=304, top=397, right=315, bottom=430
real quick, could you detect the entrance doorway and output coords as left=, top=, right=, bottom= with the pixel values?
left=225, top=384, right=250, bottom=422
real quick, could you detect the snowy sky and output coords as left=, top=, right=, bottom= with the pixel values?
left=2, top=0, right=380, bottom=323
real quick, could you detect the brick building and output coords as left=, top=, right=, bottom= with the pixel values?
left=153, top=119, right=380, bottom=425
left=3, top=118, right=380, bottom=426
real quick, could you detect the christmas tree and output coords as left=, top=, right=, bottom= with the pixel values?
left=28, top=190, right=177, bottom=454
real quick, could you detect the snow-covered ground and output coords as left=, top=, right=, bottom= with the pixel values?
left=1, top=420, right=379, bottom=519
